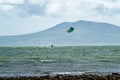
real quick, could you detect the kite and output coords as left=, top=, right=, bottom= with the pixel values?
left=66, top=26, right=75, bottom=33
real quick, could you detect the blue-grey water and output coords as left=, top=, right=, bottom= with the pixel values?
left=0, top=46, right=120, bottom=77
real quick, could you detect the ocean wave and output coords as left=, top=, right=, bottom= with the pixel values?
left=50, top=71, right=85, bottom=76
left=40, top=60, right=56, bottom=63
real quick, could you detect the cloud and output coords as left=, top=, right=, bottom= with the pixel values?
left=0, top=0, right=25, bottom=4
left=0, top=0, right=46, bottom=17
left=0, top=4, right=15, bottom=16
left=95, top=4, right=120, bottom=16
left=14, top=1, right=46, bottom=17
left=28, top=0, right=47, bottom=6
left=0, top=0, right=120, bottom=22
left=88, top=0, right=120, bottom=16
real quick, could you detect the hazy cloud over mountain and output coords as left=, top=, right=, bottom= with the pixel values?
left=0, top=0, right=120, bottom=36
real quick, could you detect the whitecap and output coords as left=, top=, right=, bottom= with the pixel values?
left=50, top=71, right=85, bottom=76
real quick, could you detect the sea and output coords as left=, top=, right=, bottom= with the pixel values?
left=0, top=46, right=120, bottom=77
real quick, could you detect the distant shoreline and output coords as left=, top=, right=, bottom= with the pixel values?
left=1, top=45, right=120, bottom=47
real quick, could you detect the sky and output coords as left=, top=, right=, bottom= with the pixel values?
left=0, top=0, right=120, bottom=36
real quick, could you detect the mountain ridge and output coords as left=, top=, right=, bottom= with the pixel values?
left=1, top=20, right=119, bottom=37
left=0, top=20, right=120, bottom=46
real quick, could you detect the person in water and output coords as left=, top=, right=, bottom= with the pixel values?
left=51, top=45, right=54, bottom=48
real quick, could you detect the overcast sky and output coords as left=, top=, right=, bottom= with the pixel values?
left=0, top=0, right=120, bottom=36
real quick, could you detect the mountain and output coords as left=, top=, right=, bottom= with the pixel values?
left=0, top=20, right=120, bottom=46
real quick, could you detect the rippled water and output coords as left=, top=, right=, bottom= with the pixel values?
left=0, top=46, right=120, bottom=76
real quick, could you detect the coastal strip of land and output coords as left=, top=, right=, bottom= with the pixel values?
left=0, top=73, right=120, bottom=80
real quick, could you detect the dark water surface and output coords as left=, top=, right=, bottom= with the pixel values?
left=0, top=46, right=120, bottom=77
